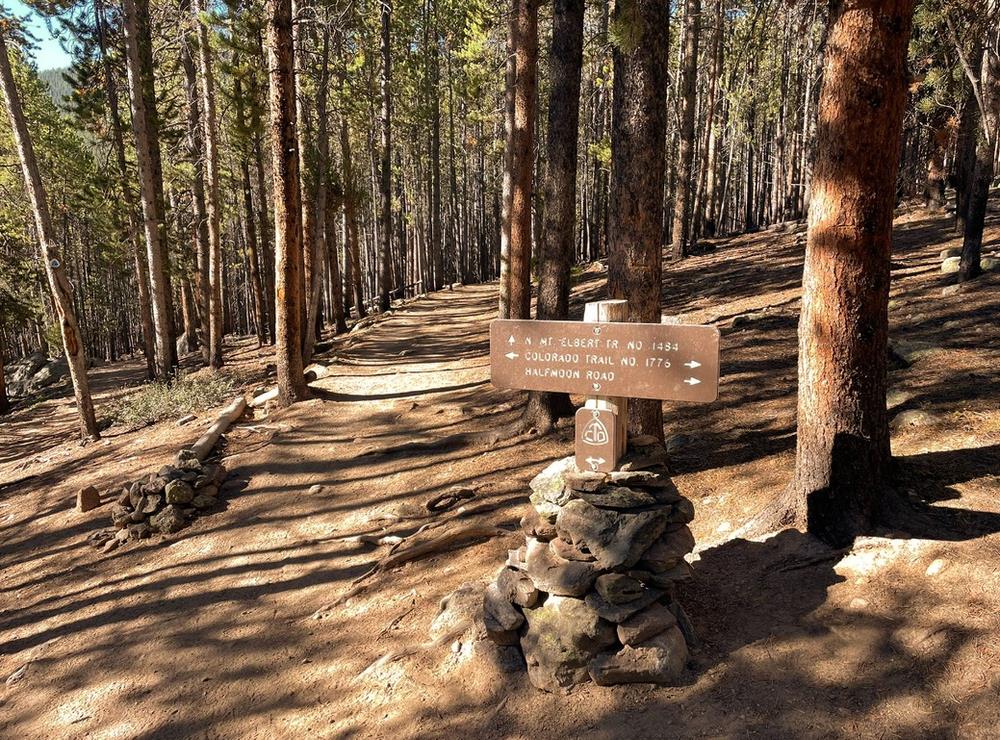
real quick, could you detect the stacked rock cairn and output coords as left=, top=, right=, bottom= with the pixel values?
left=482, top=435, right=697, bottom=691
left=87, top=450, right=226, bottom=552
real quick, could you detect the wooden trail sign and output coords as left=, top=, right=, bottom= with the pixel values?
left=490, top=319, right=721, bottom=402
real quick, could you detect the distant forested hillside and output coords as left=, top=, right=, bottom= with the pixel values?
left=38, top=67, right=71, bottom=112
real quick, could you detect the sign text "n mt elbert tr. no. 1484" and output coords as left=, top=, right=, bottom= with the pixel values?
left=489, top=319, right=720, bottom=403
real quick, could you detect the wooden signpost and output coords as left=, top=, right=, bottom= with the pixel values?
left=490, top=300, right=720, bottom=472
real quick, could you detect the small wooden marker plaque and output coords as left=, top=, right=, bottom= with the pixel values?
left=575, top=407, right=618, bottom=472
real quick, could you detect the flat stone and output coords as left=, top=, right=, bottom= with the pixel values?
left=77, top=486, right=101, bottom=513
left=575, top=486, right=659, bottom=510
left=101, top=538, right=120, bottom=553
left=617, top=602, right=677, bottom=646
left=556, top=499, right=669, bottom=570
left=115, top=527, right=131, bottom=542
left=632, top=561, right=694, bottom=587
left=484, top=582, right=524, bottom=635
left=594, top=573, right=646, bottom=604
left=158, top=465, right=182, bottom=482
left=128, top=522, right=152, bottom=540
left=495, top=566, right=540, bottom=608
left=589, top=625, right=688, bottom=685
left=116, top=489, right=131, bottom=507
left=563, top=471, right=606, bottom=492
left=150, top=504, right=187, bottom=534
left=639, top=526, right=695, bottom=572
left=128, top=509, right=146, bottom=523
left=164, top=479, right=194, bottom=505
left=520, top=507, right=557, bottom=541
left=520, top=595, right=616, bottom=692
left=523, top=538, right=599, bottom=597
left=585, top=585, right=664, bottom=623
left=550, top=537, right=596, bottom=562
left=307, top=484, right=323, bottom=495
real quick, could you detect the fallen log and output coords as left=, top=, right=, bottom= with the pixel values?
left=188, top=395, right=247, bottom=461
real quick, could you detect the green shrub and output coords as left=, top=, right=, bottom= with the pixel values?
left=105, top=371, right=238, bottom=428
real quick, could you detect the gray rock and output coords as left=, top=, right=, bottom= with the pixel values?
left=940, top=248, right=961, bottom=259
left=431, top=582, right=486, bottom=642
left=589, top=625, right=688, bottom=685
left=77, top=486, right=101, bottom=513
left=128, top=522, right=152, bottom=540
left=594, top=573, right=646, bottom=604
left=941, top=256, right=961, bottom=273
left=115, top=527, right=131, bottom=542
left=632, top=561, right=694, bottom=587
left=177, top=413, right=196, bottom=426
left=556, top=498, right=669, bottom=570
left=142, top=474, right=166, bottom=496
left=150, top=505, right=187, bottom=534
left=891, top=409, right=937, bottom=430
left=983, top=256, right=999, bottom=272
left=523, top=538, right=599, bottom=597
left=140, top=494, right=162, bottom=514
left=574, top=486, right=659, bottom=510
left=528, top=457, right=577, bottom=519
left=484, top=583, right=524, bottom=644
left=164, top=480, right=194, bottom=505
left=617, top=602, right=677, bottom=646
left=192, top=494, right=218, bottom=510
left=585, top=584, right=664, bottom=623
left=520, top=595, right=616, bottom=692
left=639, top=525, right=695, bottom=572
left=110, top=503, right=131, bottom=528
left=668, top=497, right=695, bottom=524
left=179, top=458, right=202, bottom=472
left=116, top=488, right=131, bottom=507
left=158, top=465, right=182, bottom=481
left=176, top=449, right=199, bottom=463
left=128, top=509, right=146, bottom=523
left=495, top=566, right=540, bottom=608
left=129, top=482, right=144, bottom=508
left=101, top=538, right=120, bottom=553
left=563, top=471, right=606, bottom=492
left=520, top=507, right=557, bottom=541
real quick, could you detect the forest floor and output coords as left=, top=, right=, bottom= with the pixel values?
left=1, top=203, right=999, bottom=739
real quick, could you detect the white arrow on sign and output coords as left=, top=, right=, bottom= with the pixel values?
left=507, top=335, right=516, bottom=345
left=586, top=456, right=605, bottom=471
left=505, top=352, right=519, bottom=360
left=684, top=377, right=701, bottom=385
left=684, top=360, right=701, bottom=369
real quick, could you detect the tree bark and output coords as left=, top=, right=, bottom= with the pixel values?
left=339, top=116, right=366, bottom=318
left=607, top=0, right=670, bottom=440
left=0, top=33, right=99, bottom=439
left=266, top=0, right=309, bottom=405
left=193, top=0, right=224, bottom=368
left=526, top=0, right=585, bottom=431
left=670, top=0, right=700, bottom=260
left=236, top=75, right=267, bottom=348
left=122, top=0, right=173, bottom=379
left=378, top=0, right=394, bottom=313
left=782, top=0, right=915, bottom=547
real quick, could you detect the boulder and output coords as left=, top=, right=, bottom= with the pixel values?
left=941, top=256, right=961, bottom=273
left=523, top=538, right=599, bottom=597
left=495, top=566, right=540, bottom=608
left=520, top=595, right=616, bottom=692
left=573, top=486, right=659, bottom=510
left=585, top=584, right=664, bottom=623
left=77, top=486, right=101, bottom=513
left=589, top=625, right=688, bottom=685
left=528, top=457, right=576, bottom=521
left=28, top=358, right=68, bottom=392
left=150, top=505, right=187, bottom=534
left=555, top=498, right=669, bottom=570
left=550, top=536, right=597, bottom=563
left=639, top=525, right=695, bottom=572
left=594, top=573, right=646, bottom=604
left=431, top=582, right=487, bottom=643
left=616, top=602, right=677, bottom=646
left=164, top=479, right=194, bottom=505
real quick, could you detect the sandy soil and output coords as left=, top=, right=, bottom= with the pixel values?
left=1, top=205, right=999, bottom=739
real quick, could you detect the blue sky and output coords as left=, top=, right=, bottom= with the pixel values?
left=6, top=0, right=73, bottom=70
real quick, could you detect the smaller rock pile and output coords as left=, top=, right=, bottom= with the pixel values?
left=483, top=436, right=697, bottom=692
left=88, top=450, right=226, bottom=552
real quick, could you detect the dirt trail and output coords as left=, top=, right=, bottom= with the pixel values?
left=2, top=207, right=1000, bottom=738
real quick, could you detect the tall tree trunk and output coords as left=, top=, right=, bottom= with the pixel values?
left=96, top=0, right=155, bottom=380
left=266, top=0, right=309, bottom=404
left=340, top=116, right=366, bottom=318
left=429, top=3, right=444, bottom=291
left=0, top=334, right=9, bottom=416
left=526, top=0, right=584, bottom=431
left=959, top=34, right=999, bottom=283
left=607, top=0, right=670, bottom=440
left=670, top=0, right=700, bottom=260
left=0, top=33, right=99, bottom=439
left=324, top=182, right=349, bottom=334
left=504, top=0, right=539, bottom=320
left=922, top=112, right=949, bottom=211
left=193, top=0, right=224, bottom=368
left=953, top=85, right=980, bottom=236
left=122, top=0, right=173, bottom=379
left=774, top=0, right=915, bottom=547
left=236, top=76, right=267, bottom=348
left=180, top=14, right=211, bottom=361
left=498, top=26, right=517, bottom=319
left=378, top=0, right=394, bottom=312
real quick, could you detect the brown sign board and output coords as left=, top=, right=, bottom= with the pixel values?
left=575, top=407, right=619, bottom=473
left=490, top=319, right=720, bottom=402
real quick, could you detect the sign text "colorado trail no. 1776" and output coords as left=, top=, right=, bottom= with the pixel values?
left=490, top=319, right=720, bottom=403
